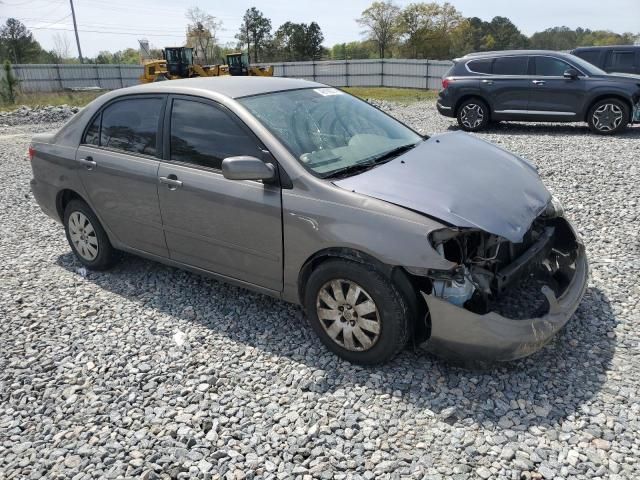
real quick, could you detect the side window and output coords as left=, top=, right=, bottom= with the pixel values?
left=169, top=99, right=263, bottom=170
left=493, top=56, right=528, bottom=75
left=608, top=51, right=635, bottom=68
left=466, top=58, right=493, bottom=74
left=83, top=114, right=100, bottom=146
left=575, top=50, right=601, bottom=66
left=100, top=98, right=163, bottom=156
left=534, top=57, right=572, bottom=76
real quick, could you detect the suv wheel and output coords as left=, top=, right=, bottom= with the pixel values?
left=457, top=98, right=490, bottom=132
left=587, top=98, right=629, bottom=135
left=64, top=199, right=117, bottom=270
left=304, top=259, right=411, bottom=365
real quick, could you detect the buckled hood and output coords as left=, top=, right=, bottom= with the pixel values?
left=334, top=132, right=551, bottom=243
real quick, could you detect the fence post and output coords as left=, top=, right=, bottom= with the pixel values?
left=54, top=64, right=63, bottom=91
left=345, top=59, right=349, bottom=87
left=94, top=63, right=100, bottom=89
left=283, top=62, right=287, bottom=78
left=380, top=58, right=384, bottom=87
left=425, top=60, right=429, bottom=90
left=312, top=60, right=316, bottom=81
left=118, top=64, right=124, bottom=88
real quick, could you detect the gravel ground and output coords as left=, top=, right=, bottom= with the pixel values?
left=1, top=101, right=639, bottom=480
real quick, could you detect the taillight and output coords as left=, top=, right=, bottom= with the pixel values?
left=28, top=145, right=35, bottom=161
left=442, top=77, right=452, bottom=90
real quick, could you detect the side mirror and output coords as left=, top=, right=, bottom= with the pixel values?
left=222, top=156, right=276, bottom=182
left=563, top=68, right=579, bottom=79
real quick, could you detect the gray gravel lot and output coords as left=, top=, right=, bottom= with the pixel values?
left=1, top=101, right=639, bottom=480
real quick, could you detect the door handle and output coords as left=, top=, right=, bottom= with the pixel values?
left=159, top=175, right=183, bottom=189
left=481, top=79, right=494, bottom=85
left=78, top=156, right=96, bottom=170
left=532, top=80, right=546, bottom=85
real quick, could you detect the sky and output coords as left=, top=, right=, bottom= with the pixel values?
left=1, top=0, right=639, bottom=58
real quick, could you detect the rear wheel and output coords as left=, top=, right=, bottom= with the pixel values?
left=457, top=98, right=490, bottom=132
left=64, top=199, right=117, bottom=270
left=587, top=98, right=629, bottom=135
left=304, top=259, right=411, bottom=365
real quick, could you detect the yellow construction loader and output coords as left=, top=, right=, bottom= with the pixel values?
left=139, top=47, right=273, bottom=83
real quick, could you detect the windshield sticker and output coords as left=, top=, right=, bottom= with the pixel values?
left=314, top=88, right=344, bottom=96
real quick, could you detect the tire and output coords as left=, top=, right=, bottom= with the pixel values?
left=587, top=98, right=629, bottom=135
left=457, top=98, right=490, bottom=132
left=63, top=199, right=117, bottom=270
left=303, top=259, right=411, bottom=365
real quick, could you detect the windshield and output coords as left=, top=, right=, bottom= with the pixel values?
left=566, top=53, right=607, bottom=75
left=238, top=88, right=422, bottom=178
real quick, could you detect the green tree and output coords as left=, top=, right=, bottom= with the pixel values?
left=357, top=1, right=401, bottom=58
left=236, top=7, right=272, bottom=63
left=488, top=16, right=528, bottom=50
left=0, top=60, right=19, bottom=104
left=0, top=18, right=49, bottom=63
left=273, top=21, right=325, bottom=61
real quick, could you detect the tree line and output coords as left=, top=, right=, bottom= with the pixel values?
left=0, top=2, right=637, bottom=65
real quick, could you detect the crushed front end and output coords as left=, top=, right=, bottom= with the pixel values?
left=415, top=205, right=588, bottom=361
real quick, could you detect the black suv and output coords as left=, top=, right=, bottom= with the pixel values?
left=437, top=50, right=640, bottom=135
left=572, top=45, right=640, bottom=76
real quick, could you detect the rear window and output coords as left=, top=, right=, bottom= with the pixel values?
left=466, top=58, right=493, bottom=74
left=99, top=98, right=163, bottom=156
left=575, top=50, right=601, bottom=66
left=608, top=51, right=636, bottom=68
left=493, top=56, right=529, bottom=75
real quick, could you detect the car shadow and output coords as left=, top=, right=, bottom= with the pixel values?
left=446, top=121, right=640, bottom=138
left=56, top=251, right=617, bottom=429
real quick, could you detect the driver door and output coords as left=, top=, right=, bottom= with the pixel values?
left=157, top=96, right=283, bottom=292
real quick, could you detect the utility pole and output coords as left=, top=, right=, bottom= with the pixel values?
left=69, top=0, right=83, bottom=63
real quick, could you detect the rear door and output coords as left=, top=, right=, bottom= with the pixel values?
left=527, top=56, right=586, bottom=117
left=472, top=56, right=531, bottom=113
left=157, top=96, right=283, bottom=292
left=75, top=95, right=168, bottom=257
left=604, top=49, right=639, bottom=75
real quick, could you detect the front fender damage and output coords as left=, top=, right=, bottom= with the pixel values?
left=419, top=216, right=589, bottom=361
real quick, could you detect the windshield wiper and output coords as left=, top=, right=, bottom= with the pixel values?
left=323, top=142, right=419, bottom=179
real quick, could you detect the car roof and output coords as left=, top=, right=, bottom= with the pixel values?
left=458, top=50, right=577, bottom=61
left=113, top=76, right=325, bottom=99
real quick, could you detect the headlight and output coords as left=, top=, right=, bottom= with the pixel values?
left=545, top=195, right=564, bottom=218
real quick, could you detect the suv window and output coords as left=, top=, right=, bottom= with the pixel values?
left=169, top=99, right=263, bottom=170
left=608, top=51, right=635, bottom=68
left=466, top=58, right=492, bottom=74
left=493, top=56, right=529, bottom=75
left=534, top=56, right=572, bottom=76
left=99, top=98, right=163, bottom=156
left=575, top=50, right=601, bottom=66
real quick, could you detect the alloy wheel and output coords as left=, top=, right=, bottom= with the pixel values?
left=592, top=103, right=623, bottom=132
left=68, top=211, right=99, bottom=261
left=460, top=104, right=485, bottom=129
left=316, top=279, right=381, bottom=352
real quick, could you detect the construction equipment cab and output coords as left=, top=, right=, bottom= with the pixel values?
left=164, top=47, right=194, bottom=78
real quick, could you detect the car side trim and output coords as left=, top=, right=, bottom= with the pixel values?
left=494, top=109, right=576, bottom=116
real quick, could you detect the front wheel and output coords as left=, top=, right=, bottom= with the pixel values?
left=304, top=260, right=411, bottom=365
left=457, top=98, right=490, bottom=132
left=587, top=98, right=629, bottom=135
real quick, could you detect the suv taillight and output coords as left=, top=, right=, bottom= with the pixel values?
left=28, top=145, right=35, bottom=161
left=442, top=77, right=452, bottom=90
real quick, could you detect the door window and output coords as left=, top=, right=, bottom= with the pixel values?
left=607, top=51, right=635, bottom=68
left=83, top=114, right=100, bottom=146
left=493, top=56, right=529, bottom=75
left=466, top=58, right=493, bottom=74
left=169, top=99, right=263, bottom=170
left=534, top=57, right=572, bottom=76
left=99, top=98, right=164, bottom=156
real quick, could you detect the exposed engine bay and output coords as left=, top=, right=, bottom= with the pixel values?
left=426, top=209, right=581, bottom=320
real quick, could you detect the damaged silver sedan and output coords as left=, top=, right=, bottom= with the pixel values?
left=29, top=77, right=588, bottom=365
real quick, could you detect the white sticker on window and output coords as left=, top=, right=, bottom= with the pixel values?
left=313, top=88, right=344, bottom=96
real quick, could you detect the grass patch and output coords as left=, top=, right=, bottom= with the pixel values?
left=0, top=90, right=105, bottom=111
left=342, top=87, right=437, bottom=103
